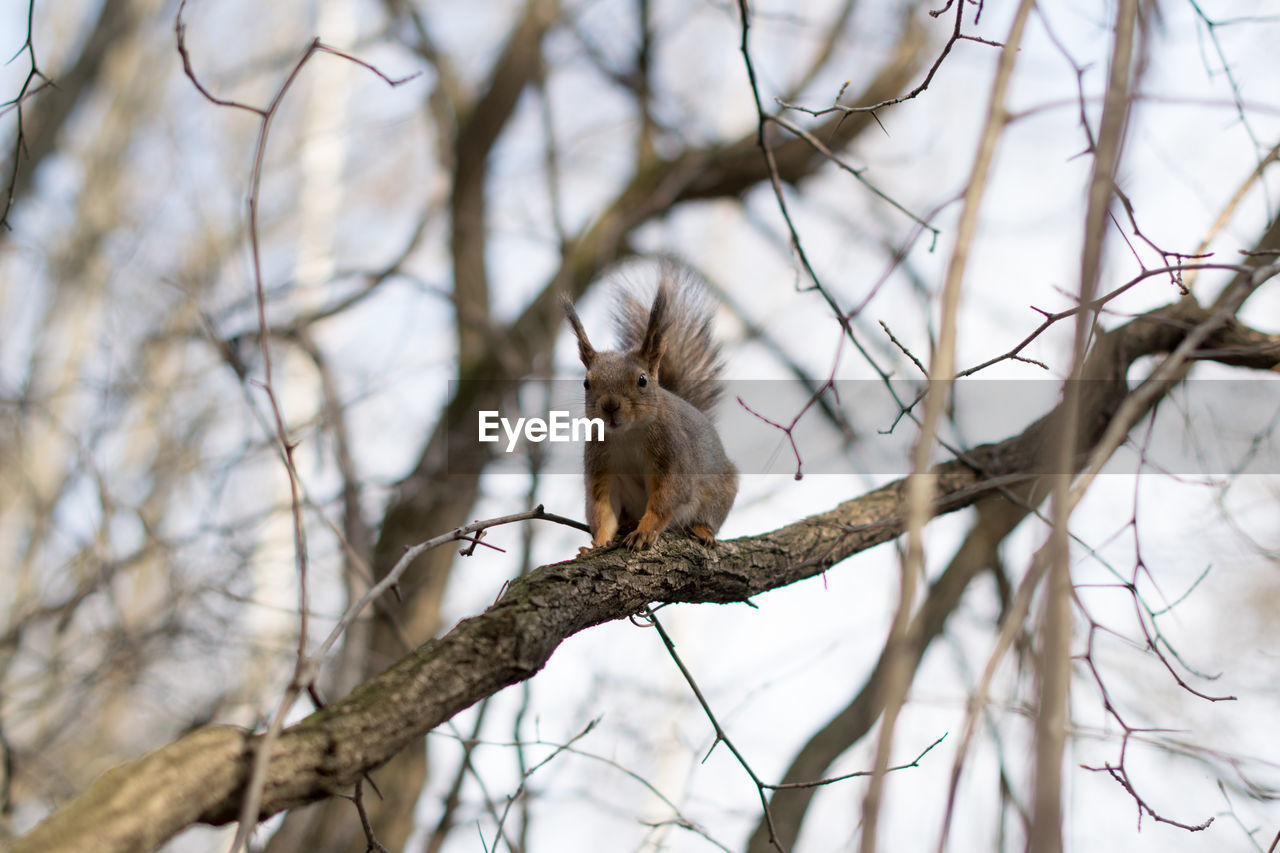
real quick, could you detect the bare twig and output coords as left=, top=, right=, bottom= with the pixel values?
left=426, top=698, right=493, bottom=853
left=173, top=7, right=420, bottom=848
left=350, top=777, right=391, bottom=853
left=863, top=4, right=1035, bottom=851
left=765, top=734, right=946, bottom=790
left=0, top=0, right=53, bottom=230
left=777, top=0, right=983, bottom=119
left=488, top=719, right=600, bottom=851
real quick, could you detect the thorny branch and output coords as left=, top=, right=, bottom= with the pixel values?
left=734, top=0, right=935, bottom=307
left=777, top=0, right=990, bottom=119
left=1081, top=733, right=1214, bottom=833
left=348, top=778, right=390, bottom=853
left=642, top=607, right=784, bottom=850
left=734, top=0, right=945, bottom=486
left=643, top=607, right=947, bottom=853
left=0, top=0, right=53, bottom=230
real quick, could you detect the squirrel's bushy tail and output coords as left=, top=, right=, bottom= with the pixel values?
left=614, top=268, right=725, bottom=416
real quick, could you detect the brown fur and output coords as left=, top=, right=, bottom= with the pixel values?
left=563, top=273, right=738, bottom=551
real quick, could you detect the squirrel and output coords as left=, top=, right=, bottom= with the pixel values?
left=561, top=272, right=739, bottom=551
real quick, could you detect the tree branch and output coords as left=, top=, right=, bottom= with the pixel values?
left=1, top=0, right=137, bottom=230
left=14, top=292, right=1279, bottom=853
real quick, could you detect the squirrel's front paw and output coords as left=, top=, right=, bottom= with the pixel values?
left=622, top=528, right=659, bottom=550
left=578, top=537, right=619, bottom=556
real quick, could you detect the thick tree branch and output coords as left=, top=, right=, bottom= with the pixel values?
left=14, top=293, right=1279, bottom=853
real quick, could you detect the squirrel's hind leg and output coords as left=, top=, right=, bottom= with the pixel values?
left=687, top=524, right=717, bottom=546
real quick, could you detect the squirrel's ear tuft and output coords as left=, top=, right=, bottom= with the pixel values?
left=639, top=286, right=668, bottom=376
left=561, top=293, right=596, bottom=367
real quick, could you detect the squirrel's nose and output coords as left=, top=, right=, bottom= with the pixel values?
left=599, top=398, right=620, bottom=416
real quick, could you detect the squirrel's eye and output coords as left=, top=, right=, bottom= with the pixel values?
left=583, top=378, right=590, bottom=390
left=637, top=374, right=648, bottom=388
